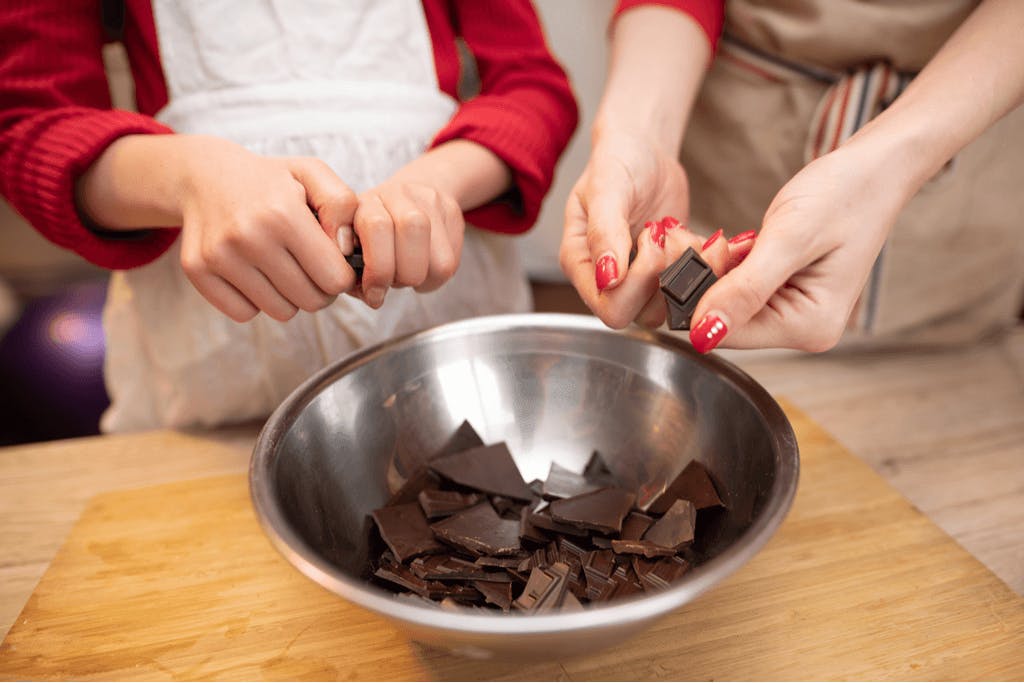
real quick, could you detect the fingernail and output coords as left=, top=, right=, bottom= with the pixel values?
left=647, top=220, right=666, bottom=249
left=365, top=287, right=386, bottom=308
left=336, top=225, right=354, bottom=254
left=701, top=229, right=724, bottom=251
left=595, top=254, right=619, bottom=292
left=690, top=313, right=728, bottom=354
left=728, top=230, right=756, bottom=245
left=659, top=216, right=682, bottom=230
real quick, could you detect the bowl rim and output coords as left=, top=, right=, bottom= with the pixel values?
left=250, top=313, right=799, bottom=635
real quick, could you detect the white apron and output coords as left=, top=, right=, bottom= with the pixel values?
left=101, top=0, right=531, bottom=432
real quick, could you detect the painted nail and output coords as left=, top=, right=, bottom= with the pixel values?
left=659, top=216, right=682, bottom=230
left=700, top=229, right=724, bottom=250
left=336, top=225, right=355, bottom=255
left=690, top=313, right=728, bottom=354
left=648, top=220, right=667, bottom=249
left=365, top=286, right=386, bottom=308
left=595, top=254, right=619, bottom=292
left=727, top=230, right=757, bottom=245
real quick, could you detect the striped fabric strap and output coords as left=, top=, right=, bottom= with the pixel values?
left=719, top=35, right=915, bottom=333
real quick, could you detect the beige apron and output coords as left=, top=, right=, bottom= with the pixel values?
left=100, top=0, right=531, bottom=432
left=682, top=0, right=1024, bottom=347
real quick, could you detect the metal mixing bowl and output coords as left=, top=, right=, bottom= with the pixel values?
left=250, top=314, right=798, bottom=658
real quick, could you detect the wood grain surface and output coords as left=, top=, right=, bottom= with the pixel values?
left=1, top=404, right=1022, bottom=681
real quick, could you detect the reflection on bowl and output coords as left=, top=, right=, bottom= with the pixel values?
left=250, top=314, right=798, bottom=658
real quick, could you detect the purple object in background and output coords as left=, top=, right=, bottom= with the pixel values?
left=0, top=281, right=110, bottom=444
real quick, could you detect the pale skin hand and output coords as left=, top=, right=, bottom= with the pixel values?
left=76, top=135, right=509, bottom=319
left=560, top=6, right=712, bottom=329
left=349, top=140, right=511, bottom=309
left=76, top=134, right=358, bottom=322
left=693, top=0, right=1024, bottom=352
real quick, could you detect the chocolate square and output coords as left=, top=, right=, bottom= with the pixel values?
left=659, top=248, right=717, bottom=331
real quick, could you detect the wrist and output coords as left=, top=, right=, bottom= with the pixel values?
left=393, top=141, right=510, bottom=211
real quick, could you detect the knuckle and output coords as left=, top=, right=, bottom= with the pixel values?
left=433, top=251, right=458, bottom=282
left=398, top=210, right=429, bottom=235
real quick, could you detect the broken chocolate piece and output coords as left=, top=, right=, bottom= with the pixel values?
left=549, top=487, right=636, bottom=534
left=371, top=502, right=444, bottom=562
left=634, top=556, right=691, bottom=592
left=527, top=500, right=590, bottom=537
left=583, top=451, right=618, bottom=487
left=659, top=247, right=717, bottom=331
left=430, top=443, right=533, bottom=501
left=647, top=460, right=724, bottom=514
left=374, top=563, right=447, bottom=599
left=386, top=467, right=441, bottom=506
left=410, top=555, right=511, bottom=582
left=417, top=489, right=482, bottom=519
left=542, top=462, right=604, bottom=500
left=519, top=505, right=550, bottom=545
left=620, top=512, right=655, bottom=541
left=474, top=556, right=524, bottom=569
left=431, top=420, right=485, bottom=461
left=474, top=580, right=513, bottom=611
left=513, top=562, right=571, bottom=612
left=642, top=499, right=696, bottom=550
left=610, top=539, right=677, bottom=558
left=430, top=502, right=522, bottom=556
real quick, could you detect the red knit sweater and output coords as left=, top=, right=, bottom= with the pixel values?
left=0, top=0, right=720, bottom=271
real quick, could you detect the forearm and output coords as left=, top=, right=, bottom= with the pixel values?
left=391, top=140, right=511, bottom=212
left=595, top=6, right=713, bottom=150
left=75, top=134, right=196, bottom=230
left=845, top=0, right=1024, bottom=198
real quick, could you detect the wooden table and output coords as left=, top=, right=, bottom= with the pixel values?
left=1, top=402, right=1022, bottom=680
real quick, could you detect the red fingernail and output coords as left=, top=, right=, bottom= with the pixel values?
left=728, top=230, right=757, bottom=245
left=659, top=216, right=682, bottom=230
left=690, top=314, right=728, bottom=354
left=595, top=254, right=619, bottom=292
left=701, top=229, right=724, bottom=251
left=648, top=220, right=666, bottom=249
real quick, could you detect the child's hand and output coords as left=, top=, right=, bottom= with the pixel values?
left=351, top=180, right=465, bottom=308
left=175, top=138, right=359, bottom=322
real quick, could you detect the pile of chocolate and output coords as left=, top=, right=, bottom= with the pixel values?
left=368, top=421, right=723, bottom=613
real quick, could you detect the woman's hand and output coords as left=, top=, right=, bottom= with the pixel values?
left=560, top=128, right=691, bottom=329
left=687, top=144, right=907, bottom=353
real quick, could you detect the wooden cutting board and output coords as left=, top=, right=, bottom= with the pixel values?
left=1, top=404, right=1023, bottom=681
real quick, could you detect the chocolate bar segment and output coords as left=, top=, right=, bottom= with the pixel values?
left=647, top=460, right=724, bottom=514
left=430, top=443, right=533, bottom=502
left=549, top=487, right=636, bottom=534
left=417, top=489, right=482, bottom=519
left=659, top=247, right=717, bottom=331
left=642, top=499, right=696, bottom=550
left=371, top=502, right=444, bottom=562
left=430, top=502, right=522, bottom=556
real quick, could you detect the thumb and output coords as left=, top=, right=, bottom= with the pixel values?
left=688, top=237, right=800, bottom=353
left=582, top=168, right=635, bottom=294
left=286, top=157, right=358, bottom=242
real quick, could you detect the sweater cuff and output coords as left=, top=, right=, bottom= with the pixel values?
left=430, top=96, right=570, bottom=235
left=613, top=0, right=724, bottom=54
left=2, top=108, right=180, bottom=270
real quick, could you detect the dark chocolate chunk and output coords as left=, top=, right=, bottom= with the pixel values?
left=591, top=536, right=613, bottom=549
left=542, top=462, right=604, bottom=500
left=519, top=505, right=550, bottom=545
left=549, top=487, right=636, bottom=534
left=374, top=563, right=447, bottom=599
left=647, top=460, right=724, bottom=514
left=474, top=580, right=513, bottom=611
left=582, top=548, right=616, bottom=581
left=513, top=562, right=571, bottom=612
left=417, top=488, right=482, bottom=519
left=474, top=556, right=524, bottom=569
left=430, top=443, right=533, bottom=501
left=430, top=502, right=522, bottom=556
left=634, top=556, right=691, bottom=592
left=345, top=247, right=364, bottom=280
left=642, top=499, right=696, bottom=550
left=659, top=247, right=718, bottom=331
left=527, top=500, right=591, bottom=537
left=583, top=451, right=618, bottom=487
left=431, top=420, right=485, bottom=461
left=610, top=539, right=677, bottom=558
left=620, top=512, right=655, bottom=541
left=409, top=555, right=511, bottom=583
left=386, top=467, right=441, bottom=506
left=371, top=502, right=444, bottom=562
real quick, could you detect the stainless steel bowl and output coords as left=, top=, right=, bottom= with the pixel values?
left=250, top=314, right=798, bottom=658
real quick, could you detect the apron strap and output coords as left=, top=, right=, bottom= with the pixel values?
left=718, top=35, right=921, bottom=333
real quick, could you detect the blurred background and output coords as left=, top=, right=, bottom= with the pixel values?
left=0, top=0, right=612, bottom=444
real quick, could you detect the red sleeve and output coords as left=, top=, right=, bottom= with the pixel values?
left=0, top=1, right=179, bottom=271
left=614, top=0, right=725, bottom=54
left=426, top=0, right=579, bottom=235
